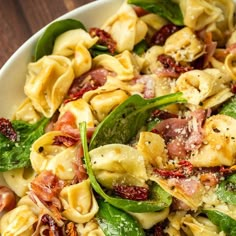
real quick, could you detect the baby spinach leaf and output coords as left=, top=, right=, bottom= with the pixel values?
left=34, top=19, right=86, bottom=61
left=216, top=173, right=236, bottom=205
left=96, top=199, right=145, bottom=236
left=0, top=118, right=49, bottom=171
left=133, top=40, right=148, bottom=56
left=89, top=44, right=111, bottom=57
left=89, top=92, right=186, bottom=150
left=219, top=96, right=236, bottom=119
left=80, top=122, right=172, bottom=213
left=204, top=210, right=236, bottom=235
left=127, top=0, right=184, bottom=26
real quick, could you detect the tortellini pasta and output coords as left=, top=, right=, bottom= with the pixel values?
left=0, top=205, right=37, bottom=236
left=93, top=50, right=144, bottom=81
left=89, top=144, right=148, bottom=189
left=89, top=89, right=129, bottom=122
left=164, top=212, right=224, bottom=236
left=53, top=28, right=98, bottom=77
left=76, top=219, right=105, bottom=236
left=60, top=179, right=99, bottom=224
left=137, top=131, right=167, bottom=168
left=13, top=98, right=42, bottom=123
left=3, top=168, right=36, bottom=197
left=30, top=131, right=78, bottom=180
left=189, top=114, right=236, bottom=167
left=176, top=68, right=233, bottom=108
left=129, top=208, right=170, bottom=229
left=59, top=98, right=95, bottom=128
left=164, top=27, right=205, bottom=62
left=151, top=176, right=205, bottom=211
left=24, top=55, right=74, bottom=118
left=102, top=2, right=148, bottom=52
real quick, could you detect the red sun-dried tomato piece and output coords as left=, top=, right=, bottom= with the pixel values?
left=151, top=23, right=181, bottom=46
left=89, top=27, right=117, bottom=54
left=41, top=214, right=61, bottom=236
left=113, top=185, right=149, bottom=201
left=158, top=54, right=193, bottom=75
left=0, top=117, right=17, bottom=141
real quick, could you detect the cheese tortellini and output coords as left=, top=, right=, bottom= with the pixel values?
left=176, top=68, right=233, bottom=108
left=24, top=55, right=74, bottom=118
left=89, top=144, right=148, bottom=189
left=60, top=179, right=99, bottom=223
left=102, top=2, right=148, bottom=52
left=30, top=131, right=78, bottom=180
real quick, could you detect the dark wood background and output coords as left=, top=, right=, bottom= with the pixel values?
left=0, top=0, right=95, bottom=69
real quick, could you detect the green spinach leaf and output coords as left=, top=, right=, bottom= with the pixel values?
left=89, top=44, right=111, bottom=57
left=96, top=199, right=144, bottom=236
left=133, top=40, right=148, bottom=56
left=34, top=19, right=86, bottom=61
left=204, top=210, right=236, bottom=235
left=0, top=118, right=49, bottom=171
left=219, top=96, right=236, bottom=119
left=216, top=173, right=236, bottom=205
left=89, top=92, right=186, bottom=150
left=127, top=0, right=184, bottom=26
left=80, top=122, right=172, bottom=213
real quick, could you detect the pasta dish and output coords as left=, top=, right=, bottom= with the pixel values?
left=1, top=0, right=236, bottom=235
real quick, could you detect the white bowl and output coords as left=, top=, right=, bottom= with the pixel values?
left=0, top=0, right=123, bottom=118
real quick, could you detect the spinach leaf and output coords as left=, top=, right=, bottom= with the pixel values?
left=133, top=40, right=148, bottom=56
left=80, top=122, right=172, bottom=213
left=219, top=96, right=236, bottom=119
left=216, top=174, right=236, bottom=205
left=34, top=19, right=86, bottom=61
left=96, top=199, right=144, bottom=236
left=127, top=0, right=184, bottom=26
left=89, top=92, right=186, bottom=150
left=204, top=210, right=236, bottom=235
left=89, top=44, right=111, bottom=57
left=0, top=118, right=49, bottom=171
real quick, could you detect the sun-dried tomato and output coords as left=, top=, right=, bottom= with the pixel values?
left=41, top=214, right=61, bottom=236
left=151, top=109, right=178, bottom=120
left=113, top=185, right=149, bottom=201
left=89, top=27, right=117, bottom=54
left=154, top=224, right=165, bottom=236
left=158, top=54, right=193, bottom=75
left=0, top=117, right=17, bottom=141
left=53, top=135, right=79, bottom=147
left=151, top=24, right=181, bottom=46
left=154, top=160, right=193, bottom=179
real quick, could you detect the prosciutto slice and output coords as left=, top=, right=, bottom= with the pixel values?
left=153, top=109, right=208, bottom=158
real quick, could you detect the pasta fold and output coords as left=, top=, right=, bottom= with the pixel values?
left=53, top=29, right=98, bottom=77
left=89, top=144, right=148, bottom=189
left=189, top=114, right=236, bottom=167
left=24, top=55, right=74, bottom=118
left=0, top=205, right=37, bottom=236
left=3, top=168, right=35, bottom=197
left=137, top=131, right=167, bottom=168
left=102, top=2, right=148, bottom=52
left=164, top=27, right=205, bottom=62
left=60, top=179, right=99, bottom=224
left=176, top=68, right=232, bottom=108
left=30, top=131, right=77, bottom=180
left=93, top=50, right=144, bottom=81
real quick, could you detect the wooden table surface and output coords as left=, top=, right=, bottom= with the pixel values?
left=0, top=0, right=95, bottom=69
